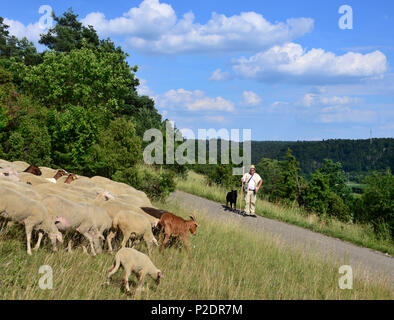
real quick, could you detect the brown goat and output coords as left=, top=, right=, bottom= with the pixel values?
left=158, top=212, right=199, bottom=253
left=23, top=165, right=42, bottom=176
left=64, top=173, right=78, bottom=184
left=53, top=169, right=68, bottom=180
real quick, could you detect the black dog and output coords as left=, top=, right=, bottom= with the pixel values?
left=226, top=190, right=237, bottom=210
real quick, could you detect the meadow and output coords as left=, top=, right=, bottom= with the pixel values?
left=176, top=171, right=394, bottom=256
left=0, top=200, right=392, bottom=300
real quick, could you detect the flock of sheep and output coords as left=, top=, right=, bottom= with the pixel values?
left=0, top=159, right=199, bottom=294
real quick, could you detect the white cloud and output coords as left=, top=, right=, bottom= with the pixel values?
left=188, top=97, right=234, bottom=111
left=82, top=0, right=176, bottom=39
left=205, top=115, right=226, bottom=123
left=319, top=106, right=376, bottom=123
left=81, top=0, right=314, bottom=54
left=242, top=91, right=262, bottom=106
left=209, top=69, right=231, bottom=81
left=303, top=93, right=363, bottom=107
left=155, top=88, right=235, bottom=112
left=3, top=18, right=43, bottom=42
left=137, top=79, right=155, bottom=96
left=232, top=42, right=388, bottom=84
left=272, top=101, right=289, bottom=107
left=298, top=92, right=373, bottom=123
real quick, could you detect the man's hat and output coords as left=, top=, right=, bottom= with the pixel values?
left=250, top=165, right=255, bottom=169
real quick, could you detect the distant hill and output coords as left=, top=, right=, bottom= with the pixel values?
left=250, top=138, right=394, bottom=177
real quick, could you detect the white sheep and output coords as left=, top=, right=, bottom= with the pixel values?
left=41, top=195, right=102, bottom=256
left=33, top=183, right=93, bottom=203
left=116, top=194, right=149, bottom=208
left=0, top=167, right=20, bottom=182
left=78, top=202, right=112, bottom=253
left=0, top=186, right=63, bottom=255
left=67, top=178, right=98, bottom=189
left=0, top=177, right=42, bottom=200
left=54, top=181, right=104, bottom=200
left=106, top=247, right=163, bottom=294
left=11, top=161, right=30, bottom=172
left=110, top=210, right=158, bottom=255
left=91, top=196, right=158, bottom=252
left=39, top=167, right=58, bottom=179
left=34, top=188, right=112, bottom=252
left=0, top=159, right=12, bottom=168
left=90, top=176, right=151, bottom=204
left=18, top=172, right=48, bottom=186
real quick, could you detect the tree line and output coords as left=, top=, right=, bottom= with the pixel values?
left=250, top=139, right=394, bottom=182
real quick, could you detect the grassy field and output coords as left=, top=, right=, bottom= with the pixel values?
left=176, top=171, right=394, bottom=256
left=0, top=200, right=392, bottom=300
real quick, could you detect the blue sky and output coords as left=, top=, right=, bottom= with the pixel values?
left=2, top=0, right=394, bottom=141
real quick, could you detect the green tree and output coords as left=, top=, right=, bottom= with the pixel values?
left=0, top=66, right=12, bottom=131
left=87, top=117, right=142, bottom=178
left=206, top=164, right=238, bottom=189
left=5, top=117, right=52, bottom=166
left=278, top=149, right=303, bottom=204
left=0, top=17, right=41, bottom=66
left=22, top=47, right=138, bottom=115
left=48, top=106, right=99, bottom=172
left=355, top=170, right=394, bottom=238
left=327, top=192, right=351, bottom=222
left=303, top=171, right=331, bottom=214
left=112, top=166, right=176, bottom=201
left=319, top=159, right=352, bottom=202
left=256, top=158, right=282, bottom=202
left=39, top=8, right=99, bottom=53
left=130, top=94, right=162, bottom=137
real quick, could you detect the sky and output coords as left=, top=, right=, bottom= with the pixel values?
left=1, top=0, right=394, bottom=141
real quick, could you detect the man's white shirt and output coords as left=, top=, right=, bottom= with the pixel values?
left=242, top=173, right=261, bottom=190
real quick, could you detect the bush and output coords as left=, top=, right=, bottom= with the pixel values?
left=355, top=170, right=394, bottom=239
left=4, top=117, right=52, bottom=166
left=327, top=192, right=352, bottom=222
left=302, top=172, right=330, bottom=215
left=86, top=117, right=141, bottom=177
left=112, top=165, right=176, bottom=201
left=206, top=164, right=239, bottom=189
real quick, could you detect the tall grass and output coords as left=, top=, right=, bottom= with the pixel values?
left=176, top=171, right=394, bottom=256
left=0, top=201, right=392, bottom=300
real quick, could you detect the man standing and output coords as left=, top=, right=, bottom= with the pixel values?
left=241, top=165, right=262, bottom=217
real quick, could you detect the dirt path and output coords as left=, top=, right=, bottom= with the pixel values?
left=168, top=190, right=394, bottom=286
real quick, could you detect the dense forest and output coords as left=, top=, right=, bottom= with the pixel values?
left=250, top=139, right=394, bottom=180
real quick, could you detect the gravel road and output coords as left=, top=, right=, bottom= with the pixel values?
left=168, top=190, right=394, bottom=286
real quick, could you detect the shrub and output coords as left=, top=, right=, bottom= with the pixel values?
left=355, top=170, right=394, bottom=239
left=86, top=117, right=141, bottom=177
left=112, top=165, right=176, bottom=201
left=302, top=172, right=330, bottom=215
left=4, top=117, right=52, bottom=166
left=206, top=164, right=239, bottom=189
left=327, top=192, right=352, bottom=222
